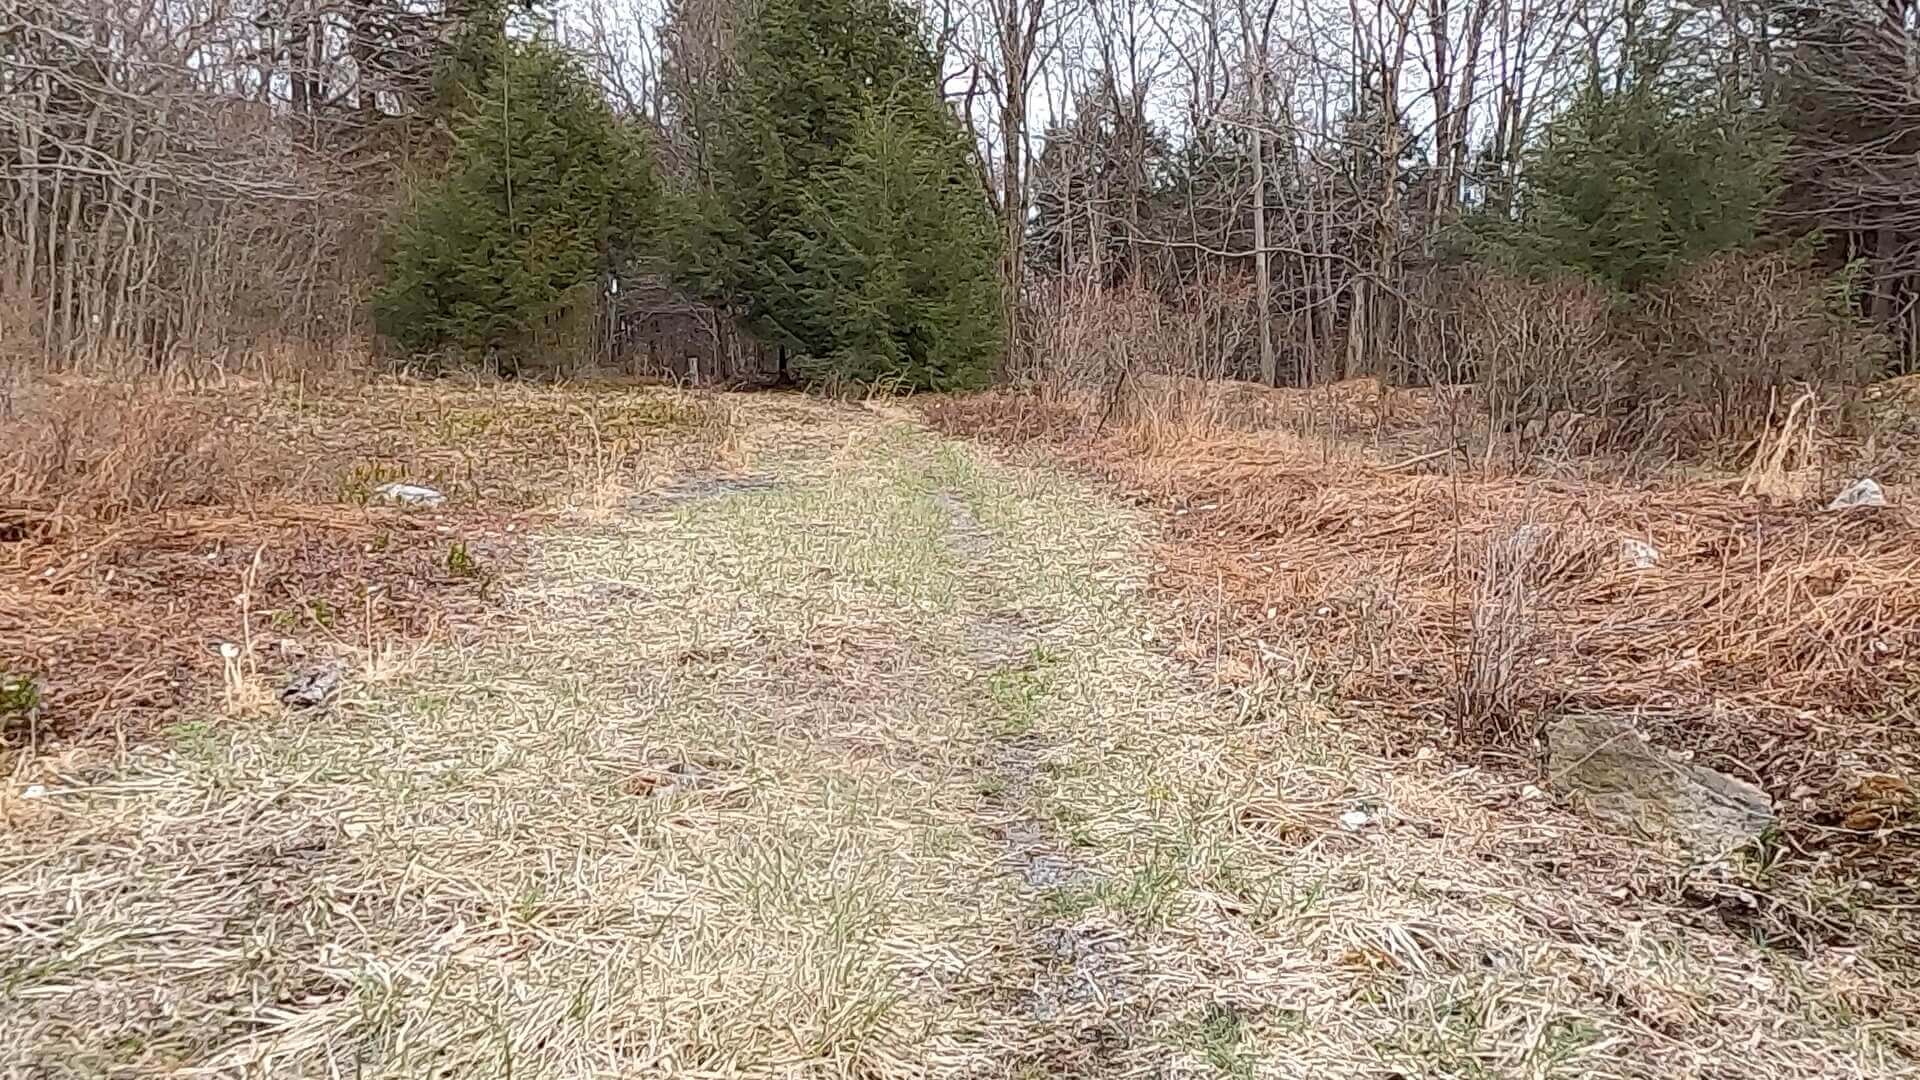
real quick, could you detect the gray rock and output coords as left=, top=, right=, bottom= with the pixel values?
left=1826, top=478, right=1886, bottom=511
left=1620, top=537, right=1659, bottom=569
left=1547, top=713, right=1773, bottom=857
left=280, top=664, right=342, bottom=709
left=372, top=482, right=445, bottom=508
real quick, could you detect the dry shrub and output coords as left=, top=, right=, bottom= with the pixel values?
left=1454, top=523, right=1542, bottom=741
left=1000, top=280, right=1464, bottom=467
left=1, top=381, right=275, bottom=529
left=1859, top=372, right=1920, bottom=483
left=1460, top=269, right=1617, bottom=461
left=1635, top=250, right=1887, bottom=451
left=1013, top=279, right=1255, bottom=438
left=1451, top=255, right=1887, bottom=468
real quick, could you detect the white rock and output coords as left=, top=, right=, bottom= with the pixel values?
left=1827, top=478, right=1886, bottom=511
left=373, top=482, right=446, bottom=508
left=1620, top=537, right=1659, bottom=569
left=1338, top=809, right=1372, bottom=831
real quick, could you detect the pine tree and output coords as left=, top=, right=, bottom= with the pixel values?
left=1468, top=54, right=1778, bottom=293
left=681, top=0, right=1003, bottom=387
left=799, top=95, right=1002, bottom=389
left=374, top=40, right=657, bottom=364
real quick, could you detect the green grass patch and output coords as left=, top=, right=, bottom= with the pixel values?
left=1181, top=1002, right=1258, bottom=1079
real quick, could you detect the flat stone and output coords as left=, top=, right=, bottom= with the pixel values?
left=1827, top=478, right=1886, bottom=511
left=1547, top=713, right=1774, bottom=857
left=279, top=664, right=343, bottom=709
left=372, top=482, right=445, bottom=507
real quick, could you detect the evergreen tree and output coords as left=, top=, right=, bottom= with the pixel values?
left=374, top=40, right=657, bottom=363
left=1469, top=63, right=1779, bottom=293
left=681, top=0, right=1003, bottom=387
left=799, top=95, right=1002, bottom=389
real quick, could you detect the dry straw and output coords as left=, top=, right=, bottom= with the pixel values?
left=924, top=380, right=1920, bottom=875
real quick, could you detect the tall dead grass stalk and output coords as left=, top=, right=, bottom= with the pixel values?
left=1453, top=524, right=1544, bottom=743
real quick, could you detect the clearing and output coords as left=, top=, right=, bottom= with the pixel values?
left=2, top=392, right=1913, bottom=1078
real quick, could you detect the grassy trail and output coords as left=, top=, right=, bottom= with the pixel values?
left=2, top=395, right=1906, bottom=1079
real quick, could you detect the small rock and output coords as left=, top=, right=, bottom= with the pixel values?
left=1547, top=713, right=1774, bottom=856
left=1620, top=537, right=1659, bottom=569
left=1826, top=478, right=1886, bottom=511
left=373, top=482, right=446, bottom=508
left=1338, top=808, right=1372, bottom=831
left=280, top=664, right=343, bottom=709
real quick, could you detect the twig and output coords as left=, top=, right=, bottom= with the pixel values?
left=1382, top=444, right=1464, bottom=472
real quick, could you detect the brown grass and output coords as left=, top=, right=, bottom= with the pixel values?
left=3, top=393, right=1914, bottom=1077
left=1, top=372, right=737, bottom=748
left=922, top=380, right=1920, bottom=886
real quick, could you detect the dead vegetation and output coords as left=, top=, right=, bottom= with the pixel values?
left=922, top=373, right=1920, bottom=895
left=6, top=396, right=1912, bottom=1078
left=0, top=371, right=736, bottom=749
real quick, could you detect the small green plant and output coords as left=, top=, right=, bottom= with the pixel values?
left=338, top=461, right=403, bottom=505
left=446, top=541, right=480, bottom=578
left=1532, top=1015, right=1601, bottom=1069
left=0, top=672, right=41, bottom=719
left=165, top=719, right=220, bottom=762
left=1186, top=1002, right=1256, bottom=1079
left=987, top=664, right=1051, bottom=738
left=308, top=597, right=337, bottom=628
left=1097, top=849, right=1186, bottom=927
left=1036, top=883, right=1100, bottom=921
left=434, top=406, right=498, bottom=443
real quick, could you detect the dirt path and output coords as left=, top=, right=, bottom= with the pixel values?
left=2, top=395, right=1908, bottom=1078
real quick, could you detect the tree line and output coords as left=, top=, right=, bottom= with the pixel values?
left=5, top=0, right=1919, bottom=417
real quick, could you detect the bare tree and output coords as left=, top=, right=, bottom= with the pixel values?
left=1, top=0, right=471, bottom=369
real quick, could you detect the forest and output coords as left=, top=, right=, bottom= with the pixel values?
left=6, top=0, right=1918, bottom=436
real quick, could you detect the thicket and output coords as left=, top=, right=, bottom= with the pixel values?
left=7, top=0, right=1915, bottom=415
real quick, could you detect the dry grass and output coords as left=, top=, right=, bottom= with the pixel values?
left=1, top=372, right=737, bottom=748
left=3, top=392, right=1914, bottom=1078
left=923, top=382, right=1920, bottom=904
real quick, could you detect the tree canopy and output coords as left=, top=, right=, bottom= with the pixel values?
left=373, top=40, right=658, bottom=364
left=1470, top=53, right=1780, bottom=293
left=676, top=0, right=1003, bottom=389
